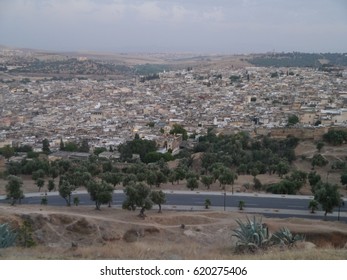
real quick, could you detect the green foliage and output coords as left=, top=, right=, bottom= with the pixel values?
left=36, top=178, right=45, bottom=192
left=308, top=171, right=321, bottom=188
left=341, top=173, right=347, bottom=189
left=232, top=216, right=271, bottom=252
left=276, top=161, right=290, bottom=178
left=0, top=145, right=15, bottom=159
left=102, top=172, right=123, bottom=187
left=316, top=141, right=324, bottom=152
left=32, top=169, right=45, bottom=181
left=331, top=161, right=346, bottom=170
left=150, top=190, right=166, bottom=213
left=42, top=138, right=51, bottom=154
left=48, top=179, right=55, bottom=192
left=73, top=196, right=80, bottom=206
left=186, top=177, right=199, bottom=191
left=314, top=182, right=341, bottom=216
left=311, top=154, right=328, bottom=169
left=266, top=179, right=301, bottom=195
left=308, top=199, right=319, bottom=213
left=40, top=196, right=48, bottom=205
left=233, top=216, right=304, bottom=253
left=87, top=180, right=114, bottom=210
left=58, top=179, right=75, bottom=206
left=271, top=227, right=305, bottom=247
left=94, top=147, right=107, bottom=156
left=134, top=63, right=169, bottom=75
left=0, top=223, right=17, bottom=248
left=201, top=175, right=214, bottom=189
left=287, top=114, right=299, bottom=126
left=122, top=182, right=153, bottom=216
left=169, top=124, right=188, bottom=140
left=201, top=199, right=210, bottom=210
left=323, top=130, right=347, bottom=146
left=238, top=200, right=245, bottom=210
left=143, top=151, right=174, bottom=164
left=17, top=220, right=36, bottom=248
left=5, top=175, right=24, bottom=205
left=118, top=138, right=157, bottom=162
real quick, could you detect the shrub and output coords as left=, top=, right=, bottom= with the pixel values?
left=0, top=223, right=17, bottom=248
left=232, top=216, right=271, bottom=252
left=271, top=227, right=305, bottom=247
left=233, top=216, right=304, bottom=252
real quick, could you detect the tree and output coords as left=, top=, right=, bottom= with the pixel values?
left=48, top=179, right=55, bottom=192
left=316, top=141, right=324, bottom=152
left=340, top=173, right=347, bottom=189
left=150, top=190, right=166, bottom=213
left=79, top=139, right=90, bottom=153
left=154, top=171, right=167, bottom=188
left=218, top=168, right=237, bottom=193
left=314, top=182, right=341, bottom=216
left=186, top=177, right=199, bottom=191
left=323, top=130, right=347, bottom=146
left=94, top=147, right=107, bottom=156
left=276, top=161, right=289, bottom=178
left=87, top=180, right=114, bottom=210
left=73, top=196, right=80, bottom=206
left=203, top=198, right=211, bottom=209
left=36, top=178, right=45, bottom=192
left=201, top=175, right=214, bottom=189
left=287, top=114, right=299, bottom=126
left=58, top=179, right=75, bottom=206
left=238, top=200, right=245, bottom=210
left=1, top=145, right=14, bottom=160
left=102, top=172, right=122, bottom=188
left=169, top=124, right=188, bottom=140
left=5, top=175, right=24, bottom=205
left=122, top=182, right=153, bottom=217
left=42, top=138, right=50, bottom=154
left=308, top=171, right=321, bottom=189
left=311, top=154, right=328, bottom=169
left=308, top=200, right=319, bottom=213
left=32, top=169, right=45, bottom=181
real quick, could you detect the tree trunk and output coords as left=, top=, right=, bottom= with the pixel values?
left=139, top=207, right=146, bottom=218
left=158, top=204, right=162, bottom=213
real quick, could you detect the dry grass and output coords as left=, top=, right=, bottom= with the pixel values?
left=0, top=204, right=347, bottom=260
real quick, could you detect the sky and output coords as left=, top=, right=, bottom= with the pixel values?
left=0, top=0, right=346, bottom=54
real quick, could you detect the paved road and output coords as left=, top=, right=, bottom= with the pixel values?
left=0, top=190, right=346, bottom=222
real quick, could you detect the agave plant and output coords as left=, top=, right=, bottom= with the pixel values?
left=0, top=223, right=17, bottom=248
left=271, top=227, right=305, bottom=247
left=232, top=216, right=271, bottom=252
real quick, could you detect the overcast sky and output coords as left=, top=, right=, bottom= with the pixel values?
left=0, top=0, right=346, bottom=54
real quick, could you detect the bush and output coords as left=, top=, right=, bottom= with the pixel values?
left=233, top=216, right=304, bottom=253
left=0, top=223, right=17, bottom=248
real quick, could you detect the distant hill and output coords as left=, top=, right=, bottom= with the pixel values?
left=247, top=52, right=347, bottom=68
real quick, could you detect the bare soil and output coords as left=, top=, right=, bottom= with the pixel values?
left=0, top=204, right=347, bottom=260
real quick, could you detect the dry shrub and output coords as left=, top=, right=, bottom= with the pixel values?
left=123, top=229, right=140, bottom=243
left=49, top=214, right=74, bottom=225
left=144, top=227, right=160, bottom=234
left=66, top=218, right=96, bottom=234
left=304, top=231, right=347, bottom=248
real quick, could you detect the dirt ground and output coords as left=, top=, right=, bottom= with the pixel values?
left=1, top=141, right=347, bottom=259
left=0, top=204, right=347, bottom=260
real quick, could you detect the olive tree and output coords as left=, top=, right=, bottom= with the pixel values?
left=122, top=182, right=153, bottom=217
left=5, top=175, right=24, bottom=205
left=150, top=190, right=166, bottom=213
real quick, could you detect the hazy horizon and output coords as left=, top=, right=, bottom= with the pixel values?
left=1, top=0, right=346, bottom=54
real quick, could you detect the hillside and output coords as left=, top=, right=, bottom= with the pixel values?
left=1, top=204, right=347, bottom=260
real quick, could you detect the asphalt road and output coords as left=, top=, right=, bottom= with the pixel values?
left=1, top=190, right=346, bottom=222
